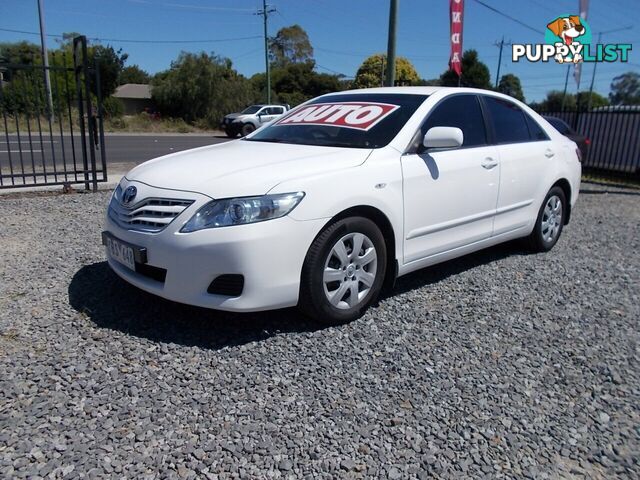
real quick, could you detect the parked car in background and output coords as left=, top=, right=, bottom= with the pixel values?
left=104, top=87, right=581, bottom=324
left=544, top=116, right=590, bottom=161
left=221, top=104, right=289, bottom=137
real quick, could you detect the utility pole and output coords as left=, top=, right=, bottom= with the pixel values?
left=493, top=37, right=511, bottom=88
left=257, top=0, right=276, bottom=104
left=586, top=32, right=601, bottom=111
left=385, top=0, right=398, bottom=87
left=561, top=64, right=571, bottom=112
left=586, top=25, right=633, bottom=110
left=37, top=0, right=54, bottom=121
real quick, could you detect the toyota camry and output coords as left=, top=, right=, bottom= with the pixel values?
left=103, top=87, right=581, bottom=324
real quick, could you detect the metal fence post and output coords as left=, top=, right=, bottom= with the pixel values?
left=94, top=57, right=108, bottom=182
left=73, top=36, right=90, bottom=191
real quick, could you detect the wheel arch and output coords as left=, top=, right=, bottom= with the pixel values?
left=551, top=178, right=572, bottom=224
left=319, top=205, right=399, bottom=291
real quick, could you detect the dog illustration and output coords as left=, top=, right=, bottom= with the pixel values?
left=547, top=16, right=586, bottom=63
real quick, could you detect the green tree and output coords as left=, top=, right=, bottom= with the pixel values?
left=538, top=90, right=577, bottom=111
left=269, top=25, right=313, bottom=68
left=90, top=45, right=128, bottom=98
left=609, top=71, right=640, bottom=105
left=414, top=78, right=441, bottom=86
left=0, top=41, right=41, bottom=67
left=439, top=50, right=491, bottom=89
left=576, top=90, right=609, bottom=110
left=152, top=52, right=256, bottom=127
left=119, top=65, right=150, bottom=85
left=0, top=42, right=46, bottom=113
left=251, top=63, right=344, bottom=107
left=497, top=73, right=524, bottom=102
left=53, top=35, right=128, bottom=98
left=353, top=54, right=420, bottom=88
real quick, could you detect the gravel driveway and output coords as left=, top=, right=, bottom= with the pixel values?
left=1, top=184, right=638, bottom=479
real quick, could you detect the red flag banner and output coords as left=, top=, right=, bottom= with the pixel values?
left=449, top=0, right=464, bottom=76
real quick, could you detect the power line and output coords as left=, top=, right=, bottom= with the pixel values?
left=0, top=27, right=261, bottom=44
left=470, top=0, right=544, bottom=35
left=125, top=0, right=255, bottom=13
left=315, top=64, right=350, bottom=77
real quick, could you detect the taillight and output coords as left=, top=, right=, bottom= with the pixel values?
left=585, top=138, right=591, bottom=145
left=575, top=148, right=582, bottom=162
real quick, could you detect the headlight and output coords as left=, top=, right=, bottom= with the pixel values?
left=180, top=192, right=305, bottom=232
left=112, top=184, right=122, bottom=201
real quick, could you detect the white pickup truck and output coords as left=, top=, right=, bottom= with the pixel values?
left=220, top=104, right=290, bottom=137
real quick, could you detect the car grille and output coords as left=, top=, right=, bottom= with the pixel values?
left=109, top=196, right=194, bottom=233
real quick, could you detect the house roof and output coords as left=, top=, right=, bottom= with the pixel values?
left=113, top=83, right=152, bottom=99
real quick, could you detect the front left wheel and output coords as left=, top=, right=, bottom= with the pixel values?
left=240, top=123, right=256, bottom=137
left=299, top=217, right=387, bottom=324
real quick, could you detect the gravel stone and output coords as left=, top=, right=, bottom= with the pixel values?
left=0, top=183, right=639, bottom=478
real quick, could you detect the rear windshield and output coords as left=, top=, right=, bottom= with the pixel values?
left=245, top=93, right=428, bottom=149
left=545, top=116, right=571, bottom=134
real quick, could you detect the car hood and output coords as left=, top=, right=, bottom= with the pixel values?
left=125, top=140, right=372, bottom=198
left=223, top=113, right=241, bottom=120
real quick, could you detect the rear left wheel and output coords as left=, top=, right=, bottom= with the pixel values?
left=527, top=186, right=566, bottom=252
left=299, top=217, right=387, bottom=324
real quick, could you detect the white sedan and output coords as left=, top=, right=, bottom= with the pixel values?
left=103, top=87, right=581, bottom=324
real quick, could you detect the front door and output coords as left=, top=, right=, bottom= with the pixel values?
left=401, top=94, right=500, bottom=264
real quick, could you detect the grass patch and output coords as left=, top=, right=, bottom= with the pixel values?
left=1, top=112, right=216, bottom=134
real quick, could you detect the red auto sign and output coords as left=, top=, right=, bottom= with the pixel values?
left=275, top=102, right=400, bottom=131
left=449, top=0, right=464, bottom=76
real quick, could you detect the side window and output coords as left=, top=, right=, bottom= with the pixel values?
left=525, top=114, right=550, bottom=141
left=257, top=108, right=268, bottom=116
left=274, top=107, right=284, bottom=115
left=547, top=117, right=570, bottom=135
left=484, top=96, right=531, bottom=144
left=421, top=94, right=487, bottom=148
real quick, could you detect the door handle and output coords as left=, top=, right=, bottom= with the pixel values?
left=545, top=149, right=555, bottom=158
left=481, top=157, right=498, bottom=169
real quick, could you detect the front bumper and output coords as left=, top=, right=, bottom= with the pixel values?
left=103, top=181, right=326, bottom=312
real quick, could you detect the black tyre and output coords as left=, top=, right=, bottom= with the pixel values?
left=240, top=123, right=255, bottom=137
left=224, top=128, right=238, bottom=138
left=299, top=217, right=387, bottom=324
left=527, top=186, right=566, bottom=252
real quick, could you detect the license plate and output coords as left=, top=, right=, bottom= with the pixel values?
left=103, top=234, right=136, bottom=270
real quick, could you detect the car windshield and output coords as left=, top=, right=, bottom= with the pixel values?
left=241, top=105, right=262, bottom=114
left=245, top=93, right=428, bottom=149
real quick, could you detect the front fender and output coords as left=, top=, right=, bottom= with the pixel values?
left=270, top=150, right=404, bottom=266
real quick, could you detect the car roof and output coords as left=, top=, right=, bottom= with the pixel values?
left=322, top=86, right=522, bottom=102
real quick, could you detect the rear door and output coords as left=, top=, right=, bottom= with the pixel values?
left=259, top=107, right=283, bottom=125
left=401, top=94, right=500, bottom=263
left=481, top=95, right=553, bottom=236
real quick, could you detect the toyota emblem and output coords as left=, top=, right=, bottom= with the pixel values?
left=122, top=186, right=137, bottom=205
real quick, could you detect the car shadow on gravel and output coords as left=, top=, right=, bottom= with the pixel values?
left=385, top=240, right=530, bottom=298
left=69, top=262, right=322, bottom=350
left=70, top=241, right=530, bottom=349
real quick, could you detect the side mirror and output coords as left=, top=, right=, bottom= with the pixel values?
left=423, top=126, right=464, bottom=149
